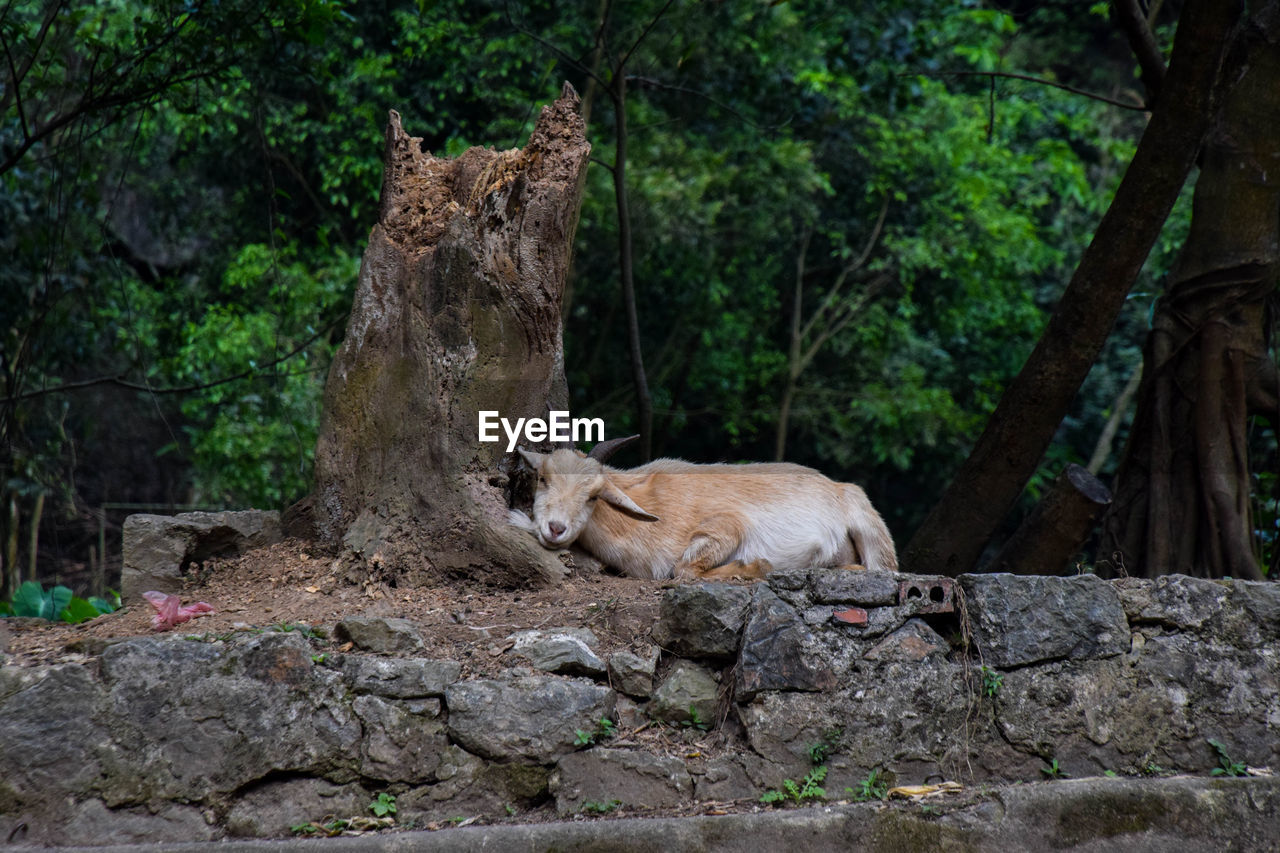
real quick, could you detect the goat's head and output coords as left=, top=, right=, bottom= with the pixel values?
left=516, top=436, right=659, bottom=549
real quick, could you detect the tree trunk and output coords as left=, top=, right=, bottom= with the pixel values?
left=901, top=0, right=1244, bottom=576
left=1102, top=6, right=1280, bottom=580
left=989, top=464, right=1112, bottom=575
left=310, top=84, right=592, bottom=587
left=612, top=74, right=654, bottom=461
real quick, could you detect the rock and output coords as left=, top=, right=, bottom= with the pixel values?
left=809, top=569, right=900, bottom=605
left=95, top=632, right=361, bottom=802
left=736, top=585, right=836, bottom=701
left=334, top=617, right=426, bottom=653
left=224, top=778, right=370, bottom=838
left=693, top=756, right=759, bottom=801
left=507, top=628, right=606, bottom=677
left=959, top=573, right=1128, bottom=668
left=0, top=664, right=118, bottom=818
left=550, top=748, right=693, bottom=816
left=1114, top=575, right=1229, bottom=630
left=352, top=694, right=448, bottom=783
left=343, top=656, right=460, bottom=697
left=121, top=510, right=281, bottom=601
left=648, top=661, right=720, bottom=727
left=399, top=748, right=550, bottom=821
left=651, top=584, right=752, bottom=659
left=608, top=647, right=661, bottom=699
left=445, top=676, right=616, bottom=763
left=863, top=618, right=949, bottom=662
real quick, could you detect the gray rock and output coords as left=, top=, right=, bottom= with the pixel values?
left=809, top=569, right=900, bottom=605
left=693, top=756, right=759, bottom=801
left=608, top=646, right=660, bottom=699
left=343, top=656, right=460, bottom=697
left=651, top=584, right=752, bottom=659
left=1115, top=575, right=1229, bottom=630
left=445, top=676, right=616, bottom=763
left=121, top=510, right=281, bottom=601
left=224, top=778, right=370, bottom=838
left=550, top=748, right=693, bottom=815
left=863, top=618, right=949, bottom=661
left=648, top=661, right=720, bottom=727
left=334, top=617, right=425, bottom=653
left=0, top=664, right=118, bottom=818
left=96, top=632, right=361, bottom=802
left=960, top=573, right=1129, bottom=668
left=508, top=628, right=606, bottom=677
left=736, top=585, right=836, bottom=701
left=352, top=694, right=448, bottom=782
left=399, top=748, right=550, bottom=821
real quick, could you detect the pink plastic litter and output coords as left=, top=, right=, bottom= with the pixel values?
left=142, top=591, right=216, bottom=631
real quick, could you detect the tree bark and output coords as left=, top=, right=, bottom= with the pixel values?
left=901, top=0, right=1244, bottom=577
left=310, top=84, right=591, bottom=586
left=1102, top=5, right=1280, bottom=580
left=989, top=464, right=1112, bottom=575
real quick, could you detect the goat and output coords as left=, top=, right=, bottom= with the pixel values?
left=509, top=436, right=897, bottom=581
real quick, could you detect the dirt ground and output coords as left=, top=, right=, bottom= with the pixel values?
left=1, top=539, right=676, bottom=672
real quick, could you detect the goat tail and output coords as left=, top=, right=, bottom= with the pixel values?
left=843, top=485, right=899, bottom=572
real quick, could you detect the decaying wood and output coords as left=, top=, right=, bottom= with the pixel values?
left=309, top=83, right=591, bottom=586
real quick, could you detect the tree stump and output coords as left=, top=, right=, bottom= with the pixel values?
left=988, top=464, right=1112, bottom=575
left=310, top=83, right=591, bottom=586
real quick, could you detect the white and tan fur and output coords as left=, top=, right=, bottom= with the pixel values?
left=510, top=439, right=897, bottom=581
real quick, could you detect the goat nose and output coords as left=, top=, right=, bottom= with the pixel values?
left=549, top=521, right=566, bottom=539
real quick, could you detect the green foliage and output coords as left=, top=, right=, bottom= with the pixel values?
left=1041, top=758, right=1068, bottom=780
left=580, top=799, right=622, bottom=814
left=760, top=765, right=827, bottom=805
left=575, top=717, right=618, bottom=747
left=4, top=0, right=1204, bottom=575
left=980, top=665, right=1004, bottom=698
left=679, top=706, right=710, bottom=732
left=848, top=768, right=890, bottom=802
left=1, top=581, right=116, bottom=623
left=1207, top=739, right=1248, bottom=777
left=368, top=792, right=397, bottom=818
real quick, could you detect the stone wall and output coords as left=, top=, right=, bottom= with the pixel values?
left=2, top=569, right=1277, bottom=846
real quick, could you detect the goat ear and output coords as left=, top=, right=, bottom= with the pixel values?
left=516, top=448, right=545, bottom=470
left=599, top=482, right=660, bottom=522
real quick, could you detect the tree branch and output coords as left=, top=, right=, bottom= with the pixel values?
left=1, top=316, right=344, bottom=405
left=904, top=69, right=1149, bottom=111
left=1115, top=0, right=1168, bottom=102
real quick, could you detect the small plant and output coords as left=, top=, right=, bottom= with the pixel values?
left=575, top=717, right=618, bottom=746
left=1208, top=739, right=1248, bottom=777
left=1, top=581, right=118, bottom=624
left=504, top=803, right=517, bottom=817
left=760, top=765, right=827, bottom=805
left=369, top=792, right=397, bottom=818
left=680, top=706, right=710, bottom=731
left=847, top=768, right=889, bottom=802
left=1041, top=758, right=1068, bottom=780
left=980, top=665, right=1003, bottom=697
left=581, top=799, right=622, bottom=814
left=1103, top=770, right=1119, bottom=778
left=1141, top=762, right=1166, bottom=777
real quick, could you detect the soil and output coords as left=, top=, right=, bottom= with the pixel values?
left=1, top=539, right=678, bottom=673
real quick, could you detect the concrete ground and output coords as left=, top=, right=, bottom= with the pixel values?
left=37, top=775, right=1280, bottom=853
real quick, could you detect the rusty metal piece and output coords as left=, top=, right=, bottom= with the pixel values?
left=832, top=606, right=869, bottom=626
left=898, top=577, right=955, bottom=614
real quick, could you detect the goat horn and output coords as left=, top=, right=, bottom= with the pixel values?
left=588, top=434, right=641, bottom=462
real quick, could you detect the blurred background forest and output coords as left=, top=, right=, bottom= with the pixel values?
left=3, top=0, right=1272, bottom=597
